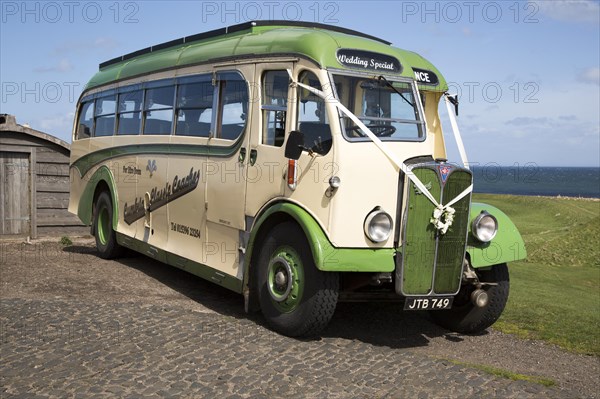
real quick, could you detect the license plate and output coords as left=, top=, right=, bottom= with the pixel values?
left=404, top=296, right=453, bottom=310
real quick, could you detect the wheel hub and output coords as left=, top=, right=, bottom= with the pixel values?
left=275, top=270, right=288, bottom=287
left=267, top=256, right=294, bottom=302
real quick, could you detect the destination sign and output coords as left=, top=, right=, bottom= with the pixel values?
left=337, top=49, right=401, bottom=73
left=412, top=67, right=439, bottom=85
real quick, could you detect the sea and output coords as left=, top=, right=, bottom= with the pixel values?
left=469, top=166, right=600, bottom=198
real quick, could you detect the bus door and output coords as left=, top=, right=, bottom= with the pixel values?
left=244, top=63, right=295, bottom=219
left=204, top=66, right=254, bottom=277
left=135, top=81, right=174, bottom=253
left=165, top=73, right=213, bottom=264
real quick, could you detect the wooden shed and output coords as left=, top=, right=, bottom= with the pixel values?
left=0, top=114, right=86, bottom=238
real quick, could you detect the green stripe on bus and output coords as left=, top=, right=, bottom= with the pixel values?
left=71, top=136, right=244, bottom=177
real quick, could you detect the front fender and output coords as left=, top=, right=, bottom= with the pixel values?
left=467, top=203, right=527, bottom=268
left=244, top=201, right=394, bottom=279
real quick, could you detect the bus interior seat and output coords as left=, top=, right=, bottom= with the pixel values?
left=220, top=124, right=244, bottom=140
left=274, top=127, right=285, bottom=147
left=176, top=121, right=211, bottom=137
left=78, top=124, right=91, bottom=138
left=117, top=118, right=140, bottom=135
left=144, top=119, right=172, bottom=135
left=94, top=117, right=115, bottom=136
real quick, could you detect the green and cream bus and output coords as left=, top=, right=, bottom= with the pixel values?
left=69, top=21, right=526, bottom=337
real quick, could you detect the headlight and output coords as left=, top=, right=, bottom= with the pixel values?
left=472, top=211, right=498, bottom=242
left=364, top=209, right=393, bottom=243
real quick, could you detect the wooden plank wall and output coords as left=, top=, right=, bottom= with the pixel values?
left=0, top=132, right=88, bottom=237
left=35, top=145, right=88, bottom=236
left=0, top=152, right=31, bottom=235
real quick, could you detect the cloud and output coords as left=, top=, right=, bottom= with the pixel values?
left=503, top=115, right=599, bottom=142
left=505, top=116, right=550, bottom=126
left=52, top=37, right=119, bottom=56
left=577, top=67, right=600, bottom=85
left=40, top=113, right=74, bottom=130
left=39, top=112, right=75, bottom=135
left=33, top=37, right=119, bottom=74
left=33, top=59, right=73, bottom=73
left=559, top=115, right=577, bottom=121
left=534, top=0, right=600, bottom=24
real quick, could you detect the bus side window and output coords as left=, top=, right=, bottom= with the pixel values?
left=143, top=86, right=175, bottom=135
left=76, top=101, right=94, bottom=139
left=175, top=80, right=213, bottom=137
left=297, top=71, right=332, bottom=155
left=94, top=95, right=116, bottom=137
left=216, top=76, right=248, bottom=141
left=261, top=71, right=289, bottom=147
left=117, top=90, right=143, bottom=135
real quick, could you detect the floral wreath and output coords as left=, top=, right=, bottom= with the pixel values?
left=430, top=205, right=455, bottom=235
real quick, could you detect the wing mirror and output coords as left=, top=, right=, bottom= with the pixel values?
left=285, top=130, right=304, bottom=160
left=446, top=93, right=459, bottom=116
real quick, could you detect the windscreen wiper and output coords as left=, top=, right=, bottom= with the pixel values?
left=378, top=75, right=414, bottom=107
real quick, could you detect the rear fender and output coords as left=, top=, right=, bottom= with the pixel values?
left=77, top=166, right=118, bottom=229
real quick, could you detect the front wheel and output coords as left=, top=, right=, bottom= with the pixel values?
left=430, top=263, right=509, bottom=334
left=256, top=222, right=339, bottom=337
left=93, top=191, right=124, bottom=259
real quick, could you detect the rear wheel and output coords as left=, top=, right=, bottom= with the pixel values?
left=256, top=222, right=338, bottom=337
left=93, top=191, right=124, bottom=259
left=430, top=263, right=509, bottom=334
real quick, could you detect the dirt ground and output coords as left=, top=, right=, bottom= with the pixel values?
left=1, top=237, right=598, bottom=398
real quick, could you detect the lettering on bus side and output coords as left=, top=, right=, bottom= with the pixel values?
left=170, top=222, right=202, bottom=239
left=123, top=167, right=201, bottom=225
left=122, top=165, right=142, bottom=175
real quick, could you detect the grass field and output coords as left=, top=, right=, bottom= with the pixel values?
left=472, top=194, right=600, bottom=356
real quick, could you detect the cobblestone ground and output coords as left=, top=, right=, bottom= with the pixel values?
left=0, top=241, right=595, bottom=398
left=0, top=300, right=582, bottom=398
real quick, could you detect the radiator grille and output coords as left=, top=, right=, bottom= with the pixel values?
left=398, top=164, right=472, bottom=296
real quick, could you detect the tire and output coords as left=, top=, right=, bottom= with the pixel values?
left=430, top=263, right=509, bottom=334
left=256, top=222, right=339, bottom=337
left=93, top=191, right=124, bottom=259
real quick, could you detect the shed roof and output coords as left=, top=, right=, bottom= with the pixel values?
left=0, top=114, right=70, bottom=152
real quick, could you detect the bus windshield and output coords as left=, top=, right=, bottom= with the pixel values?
left=333, top=74, right=425, bottom=141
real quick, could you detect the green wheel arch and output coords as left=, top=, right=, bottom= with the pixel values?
left=243, top=202, right=395, bottom=289
left=467, top=203, right=527, bottom=268
left=244, top=202, right=333, bottom=282
left=76, top=166, right=119, bottom=229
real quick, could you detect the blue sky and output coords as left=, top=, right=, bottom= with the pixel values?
left=1, top=0, right=599, bottom=166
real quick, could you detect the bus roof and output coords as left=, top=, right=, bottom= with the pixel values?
left=86, top=21, right=447, bottom=92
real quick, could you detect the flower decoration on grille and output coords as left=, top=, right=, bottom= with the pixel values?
left=430, top=205, right=455, bottom=235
